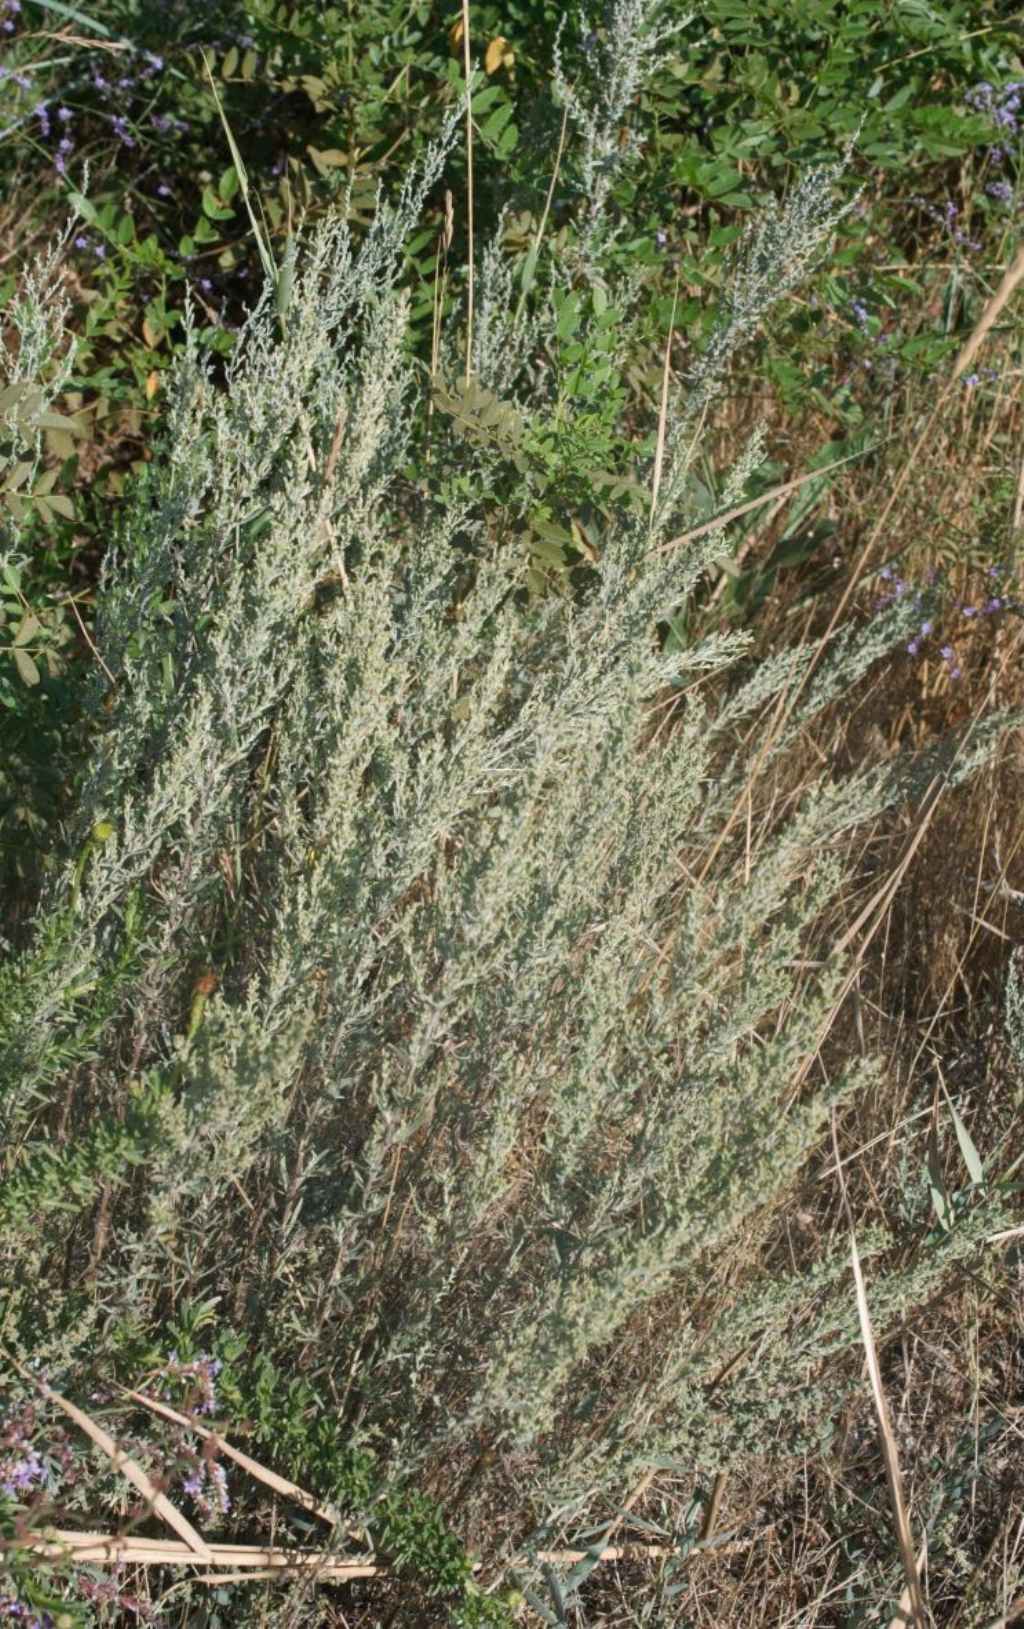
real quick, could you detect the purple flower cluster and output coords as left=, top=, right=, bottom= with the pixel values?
left=161, top=1351, right=223, bottom=1416
left=180, top=1452, right=230, bottom=1522
left=22, top=39, right=174, bottom=175
left=1, top=0, right=21, bottom=36
left=966, top=80, right=1024, bottom=135
left=909, top=194, right=982, bottom=254
left=965, top=81, right=1023, bottom=212
left=850, top=296, right=871, bottom=332
left=72, top=234, right=106, bottom=260
left=0, top=65, right=32, bottom=91
left=75, top=1568, right=156, bottom=1621
left=0, top=1596, right=54, bottom=1628
left=874, top=562, right=1021, bottom=681
left=1, top=1401, right=48, bottom=1501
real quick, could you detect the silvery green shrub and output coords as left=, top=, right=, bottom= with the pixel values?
left=1, top=6, right=1022, bottom=1612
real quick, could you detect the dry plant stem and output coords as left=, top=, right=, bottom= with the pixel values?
left=2, top=1350, right=212, bottom=1561
left=952, top=240, right=1024, bottom=383
left=651, top=440, right=893, bottom=561
left=461, top=0, right=474, bottom=388
left=428, top=189, right=455, bottom=431
left=20, top=1532, right=378, bottom=1581
left=119, top=1387, right=352, bottom=1534
left=650, top=275, right=680, bottom=525
left=887, top=1542, right=930, bottom=1629
left=65, top=586, right=117, bottom=687
left=699, top=1470, right=728, bottom=1543
left=31, top=28, right=132, bottom=52
left=8, top=1382, right=688, bottom=1593
left=19, top=1529, right=699, bottom=1577
left=831, top=1117, right=929, bottom=1629
left=512, top=100, right=571, bottom=334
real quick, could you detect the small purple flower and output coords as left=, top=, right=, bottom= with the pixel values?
left=57, top=105, right=72, bottom=121
left=156, top=181, right=172, bottom=196
left=1, top=1448, right=45, bottom=1498
left=907, top=638, right=920, bottom=656
left=74, top=234, right=88, bottom=249
left=963, top=604, right=978, bottom=617
left=984, top=596, right=1003, bottom=612
left=920, top=620, right=933, bottom=636
left=94, top=244, right=106, bottom=259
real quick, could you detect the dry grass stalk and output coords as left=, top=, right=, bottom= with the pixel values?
left=12, top=1377, right=692, bottom=1595
left=21, top=1530, right=378, bottom=1580
left=119, top=1386, right=352, bottom=1534
left=4, top=1351, right=211, bottom=1562
left=832, top=1109, right=929, bottom=1629
left=952, top=241, right=1024, bottom=382
left=887, top=1542, right=930, bottom=1629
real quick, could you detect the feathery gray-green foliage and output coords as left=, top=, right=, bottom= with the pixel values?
left=2, top=3, right=1023, bottom=1614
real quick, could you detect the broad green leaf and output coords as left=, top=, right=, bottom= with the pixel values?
left=0, top=382, right=33, bottom=413
left=68, top=191, right=99, bottom=227
left=36, top=412, right=83, bottom=433
left=940, top=1082, right=985, bottom=1186
left=519, top=243, right=539, bottom=297
left=202, top=188, right=235, bottom=221
left=12, top=646, right=40, bottom=686
left=13, top=613, right=40, bottom=647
